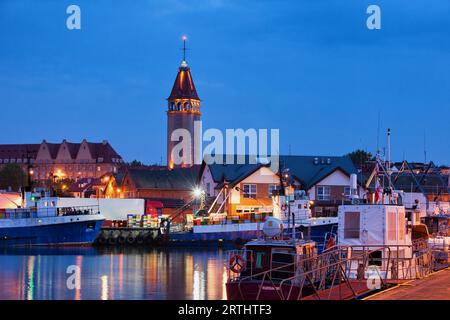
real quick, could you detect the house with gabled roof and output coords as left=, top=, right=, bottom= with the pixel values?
left=200, top=158, right=279, bottom=216
left=199, top=154, right=360, bottom=217
left=279, top=155, right=361, bottom=216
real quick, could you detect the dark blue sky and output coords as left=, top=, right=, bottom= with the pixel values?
left=0, top=0, right=449, bottom=165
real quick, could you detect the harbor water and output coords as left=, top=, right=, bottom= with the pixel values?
left=0, top=247, right=228, bottom=300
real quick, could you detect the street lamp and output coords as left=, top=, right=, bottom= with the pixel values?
left=193, top=187, right=204, bottom=198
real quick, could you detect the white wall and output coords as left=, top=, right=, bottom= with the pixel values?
left=308, top=169, right=353, bottom=200
left=56, top=198, right=145, bottom=220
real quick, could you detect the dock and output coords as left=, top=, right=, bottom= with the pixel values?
left=365, top=267, right=450, bottom=300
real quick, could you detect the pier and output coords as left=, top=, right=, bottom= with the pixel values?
left=365, top=267, right=450, bottom=300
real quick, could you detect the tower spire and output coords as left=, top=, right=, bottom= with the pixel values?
left=182, top=35, right=187, bottom=61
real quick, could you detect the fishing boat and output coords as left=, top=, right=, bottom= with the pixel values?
left=225, top=217, right=319, bottom=300
left=165, top=192, right=336, bottom=247
left=0, top=192, right=104, bottom=246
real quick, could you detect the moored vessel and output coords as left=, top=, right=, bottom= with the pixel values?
left=0, top=193, right=105, bottom=246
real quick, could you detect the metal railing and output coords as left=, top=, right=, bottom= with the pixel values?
left=227, top=240, right=442, bottom=300
left=0, top=205, right=100, bottom=220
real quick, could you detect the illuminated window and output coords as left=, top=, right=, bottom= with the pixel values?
left=268, top=184, right=278, bottom=198
left=317, top=186, right=331, bottom=200
left=242, top=184, right=257, bottom=199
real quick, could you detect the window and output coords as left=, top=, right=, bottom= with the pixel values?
left=242, top=184, right=257, bottom=199
left=268, top=184, right=278, bottom=198
left=344, top=187, right=351, bottom=196
left=344, top=212, right=360, bottom=239
left=317, top=186, right=331, bottom=200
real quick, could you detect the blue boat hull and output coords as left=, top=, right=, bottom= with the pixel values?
left=168, top=223, right=337, bottom=248
left=0, top=219, right=104, bottom=247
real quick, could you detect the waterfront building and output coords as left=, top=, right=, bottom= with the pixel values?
left=200, top=159, right=279, bottom=216
left=279, top=155, right=362, bottom=216
left=199, top=155, right=361, bottom=217
left=116, top=166, right=200, bottom=217
left=0, top=139, right=124, bottom=181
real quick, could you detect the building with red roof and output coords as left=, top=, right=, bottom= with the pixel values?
left=0, top=139, right=124, bottom=182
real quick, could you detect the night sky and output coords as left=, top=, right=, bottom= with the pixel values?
left=0, top=1, right=449, bottom=165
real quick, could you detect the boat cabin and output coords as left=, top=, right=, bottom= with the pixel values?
left=228, top=238, right=317, bottom=281
left=337, top=204, right=426, bottom=279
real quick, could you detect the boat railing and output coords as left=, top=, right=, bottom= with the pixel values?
left=231, top=242, right=440, bottom=300
left=277, top=243, right=438, bottom=300
left=0, top=205, right=100, bottom=220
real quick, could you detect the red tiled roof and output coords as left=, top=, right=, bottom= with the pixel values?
left=168, top=64, right=200, bottom=101
left=86, top=142, right=121, bottom=162
left=0, top=144, right=40, bottom=160
left=0, top=140, right=122, bottom=163
left=45, top=143, right=60, bottom=159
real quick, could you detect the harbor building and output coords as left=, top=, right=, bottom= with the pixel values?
left=280, top=155, right=362, bottom=216
left=199, top=155, right=362, bottom=218
left=110, top=166, right=200, bottom=217
left=166, top=41, right=201, bottom=169
left=200, top=160, right=279, bottom=216
left=0, top=139, right=124, bottom=181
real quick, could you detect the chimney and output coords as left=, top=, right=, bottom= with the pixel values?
left=314, top=157, right=319, bottom=165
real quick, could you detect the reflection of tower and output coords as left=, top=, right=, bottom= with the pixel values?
left=167, top=37, right=201, bottom=169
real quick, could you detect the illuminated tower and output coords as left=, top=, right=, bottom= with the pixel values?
left=167, top=37, right=201, bottom=169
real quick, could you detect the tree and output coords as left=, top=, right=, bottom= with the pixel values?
left=129, top=160, right=144, bottom=167
left=347, top=149, right=373, bottom=167
left=0, top=164, right=28, bottom=191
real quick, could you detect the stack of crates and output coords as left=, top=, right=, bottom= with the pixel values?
left=142, top=215, right=152, bottom=228
left=127, top=214, right=141, bottom=228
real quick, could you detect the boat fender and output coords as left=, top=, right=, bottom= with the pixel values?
left=126, top=236, right=135, bottom=244
left=117, top=236, right=126, bottom=245
left=229, top=255, right=246, bottom=273
left=97, top=235, right=107, bottom=245
left=136, top=235, right=145, bottom=245
left=326, top=236, right=336, bottom=250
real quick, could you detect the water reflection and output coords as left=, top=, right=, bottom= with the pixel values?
left=0, top=247, right=227, bottom=300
